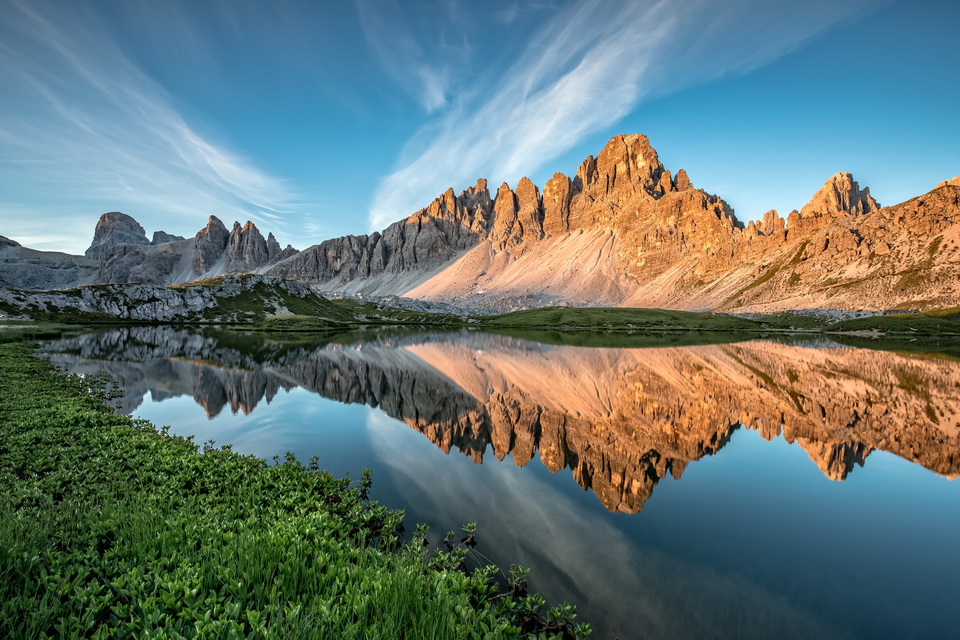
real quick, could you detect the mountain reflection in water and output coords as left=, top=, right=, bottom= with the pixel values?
left=43, top=326, right=960, bottom=514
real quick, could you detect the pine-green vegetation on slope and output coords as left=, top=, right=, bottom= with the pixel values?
left=0, top=342, right=590, bottom=639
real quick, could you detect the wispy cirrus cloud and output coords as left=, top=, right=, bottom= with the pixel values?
left=0, top=0, right=297, bottom=252
left=367, top=0, right=885, bottom=229
left=353, top=0, right=458, bottom=113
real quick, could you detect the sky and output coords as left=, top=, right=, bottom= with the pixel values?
left=1, top=0, right=958, bottom=255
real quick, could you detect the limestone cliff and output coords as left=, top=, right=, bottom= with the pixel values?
left=268, top=135, right=958, bottom=313
left=85, top=212, right=151, bottom=260
left=0, top=235, right=99, bottom=291
left=0, top=274, right=324, bottom=322
left=88, top=214, right=298, bottom=286
left=0, top=210, right=298, bottom=290
left=267, top=180, right=492, bottom=294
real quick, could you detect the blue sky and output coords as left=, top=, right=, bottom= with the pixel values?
left=1, top=0, right=957, bottom=254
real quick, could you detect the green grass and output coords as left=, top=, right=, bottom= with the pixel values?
left=192, top=282, right=357, bottom=325
left=827, top=307, right=960, bottom=335
left=0, top=342, right=591, bottom=639
left=0, top=322, right=89, bottom=344
left=478, top=306, right=763, bottom=332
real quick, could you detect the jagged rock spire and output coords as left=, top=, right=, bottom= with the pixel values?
left=799, top=172, right=879, bottom=219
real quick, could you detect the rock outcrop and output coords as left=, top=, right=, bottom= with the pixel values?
left=0, top=234, right=99, bottom=291
left=152, top=231, right=185, bottom=245
left=798, top=172, right=879, bottom=220
left=193, top=216, right=231, bottom=274
left=0, top=274, right=323, bottom=322
left=85, top=212, right=151, bottom=260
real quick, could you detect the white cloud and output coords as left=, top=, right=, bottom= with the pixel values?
left=0, top=0, right=298, bottom=252
left=367, top=0, right=885, bottom=229
left=353, top=0, right=454, bottom=113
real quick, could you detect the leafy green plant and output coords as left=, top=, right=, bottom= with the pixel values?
left=0, top=341, right=591, bottom=639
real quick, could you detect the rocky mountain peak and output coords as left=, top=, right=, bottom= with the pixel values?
left=515, top=177, right=545, bottom=243
left=936, top=176, right=960, bottom=189
left=458, top=179, right=494, bottom=229
left=589, top=133, right=667, bottom=199
left=151, top=231, right=185, bottom=245
left=674, top=168, right=693, bottom=191
left=490, top=182, right=519, bottom=251
left=193, top=216, right=230, bottom=274
left=85, top=212, right=150, bottom=260
left=414, top=180, right=494, bottom=235
left=197, top=215, right=228, bottom=237
left=224, top=220, right=270, bottom=273
left=542, top=172, right=576, bottom=235
left=760, top=209, right=785, bottom=237
left=799, top=172, right=879, bottom=220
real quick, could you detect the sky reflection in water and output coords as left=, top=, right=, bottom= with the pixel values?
left=43, top=328, right=960, bottom=639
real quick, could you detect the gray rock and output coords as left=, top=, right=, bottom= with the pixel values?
left=0, top=274, right=319, bottom=322
left=269, top=179, right=493, bottom=284
left=152, top=231, right=185, bottom=245
left=225, top=221, right=270, bottom=273
left=193, top=216, right=230, bottom=275
left=85, top=212, right=150, bottom=259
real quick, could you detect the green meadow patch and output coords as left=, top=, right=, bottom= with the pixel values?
left=479, top=306, right=763, bottom=332
left=0, top=342, right=590, bottom=639
left=827, top=307, right=960, bottom=335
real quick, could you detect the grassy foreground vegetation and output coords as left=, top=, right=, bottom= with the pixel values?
left=0, top=342, right=590, bottom=639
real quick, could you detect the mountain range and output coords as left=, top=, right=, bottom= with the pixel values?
left=3, top=134, right=958, bottom=313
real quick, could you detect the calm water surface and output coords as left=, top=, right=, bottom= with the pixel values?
left=42, top=327, right=960, bottom=639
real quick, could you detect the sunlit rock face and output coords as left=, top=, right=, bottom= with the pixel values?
left=267, top=134, right=960, bottom=313
left=44, top=330, right=960, bottom=513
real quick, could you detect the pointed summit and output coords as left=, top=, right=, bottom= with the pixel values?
left=85, top=212, right=149, bottom=259
left=590, top=134, right=667, bottom=198
left=193, top=216, right=230, bottom=274
left=799, top=172, right=879, bottom=219
left=936, top=176, right=960, bottom=189
left=225, top=220, right=270, bottom=273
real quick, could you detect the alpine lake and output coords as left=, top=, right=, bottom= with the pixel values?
left=40, top=326, right=960, bottom=640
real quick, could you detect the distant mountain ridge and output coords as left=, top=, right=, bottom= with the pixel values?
left=1, top=213, right=297, bottom=290
left=2, top=133, right=958, bottom=313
